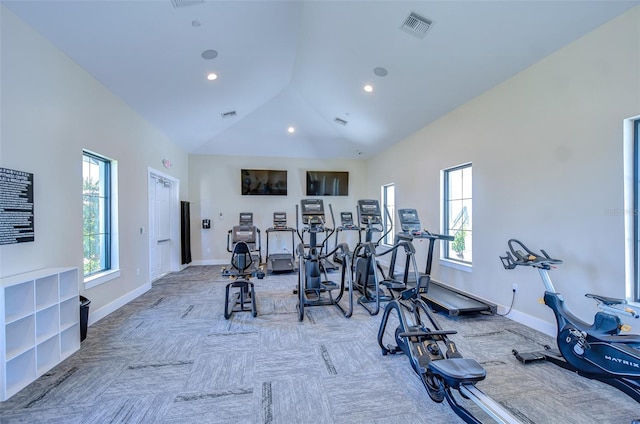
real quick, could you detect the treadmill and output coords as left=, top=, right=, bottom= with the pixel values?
left=266, top=212, right=296, bottom=273
left=391, top=208, right=496, bottom=316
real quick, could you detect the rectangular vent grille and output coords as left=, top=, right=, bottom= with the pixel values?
left=171, top=0, right=204, bottom=9
left=401, top=12, right=433, bottom=39
left=334, top=117, right=348, bottom=126
left=221, top=111, right=237, bottom=119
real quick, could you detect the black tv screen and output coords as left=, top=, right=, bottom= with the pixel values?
left=306, top=171, right=349, bottom=196
left=241, top=169, right=287, bottom=195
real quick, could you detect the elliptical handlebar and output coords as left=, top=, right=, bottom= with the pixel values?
left=500, top=239, right=563, bottom=270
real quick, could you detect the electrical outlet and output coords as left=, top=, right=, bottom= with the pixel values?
left=512, top=283, right=518, bottom=293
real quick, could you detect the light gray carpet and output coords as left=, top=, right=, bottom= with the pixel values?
left=1, top=265, right=638, bottom=423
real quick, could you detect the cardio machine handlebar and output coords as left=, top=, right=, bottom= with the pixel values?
left=500, top=239, right=563, bottom=270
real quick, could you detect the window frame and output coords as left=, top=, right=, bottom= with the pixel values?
left=381, top=183, right=395, bottom=246
left=83, top=150, right=119, bottom=286
left=634, top=119, right=640, bottom=301
left=441, top=162, right=472, bottom=267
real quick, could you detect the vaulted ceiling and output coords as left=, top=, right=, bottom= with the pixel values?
left=3, top=1, right=638, bottom=159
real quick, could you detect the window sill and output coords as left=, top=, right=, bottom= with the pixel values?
left=84, top=269, right=120, bottom=289
left=439, top=258, right=472, bottom=273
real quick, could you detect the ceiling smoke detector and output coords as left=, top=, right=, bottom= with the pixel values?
left=221, top=111, right=237, bottom=119
left=401, top=12, right=433, bottom=39
left=171, top=0, right=204, bottom=9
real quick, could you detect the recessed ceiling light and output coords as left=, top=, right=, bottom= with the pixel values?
left=364, top=84, right=373, bottom=93
left=287, top=126, right=295, bottom=133
left=206, top=73, right=218, bottom=81
left=201, top=49, right=218, bottom=60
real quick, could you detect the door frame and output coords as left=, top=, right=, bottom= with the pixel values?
left=148, top=167, right=181, bottom=283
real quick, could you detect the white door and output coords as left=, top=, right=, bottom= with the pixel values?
left=149, top=174, right=172, bottom=281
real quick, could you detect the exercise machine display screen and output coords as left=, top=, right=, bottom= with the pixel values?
left=357, top=199, right=382, bottom=225
left=273, top=212, right=288, bottom=229
left=340, top=212, right=355, bottom=228
left=301, top=199, right=325, bottom=225
left=239, top=212, right=254, bottom=226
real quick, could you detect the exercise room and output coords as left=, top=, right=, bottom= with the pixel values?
left=1, top=1, right=639, bottom=423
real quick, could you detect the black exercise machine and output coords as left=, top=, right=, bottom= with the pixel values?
left=389, top=208, right=496, bottom=316
left=265, top=212, right=296, bottom=274
left=223, top=241, right=258, bottom=319
left=295, top=199, right=354, bottom=320
left=377, top=275, right=522, bottom=423
left=222, top=212, right=263, bottom=277
left=501, top=239, right=640, bottom=408
left=351, top=199, right=408, bottom=315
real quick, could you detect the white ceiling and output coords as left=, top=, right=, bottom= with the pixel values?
left=3, top=0, right=638, bottom=159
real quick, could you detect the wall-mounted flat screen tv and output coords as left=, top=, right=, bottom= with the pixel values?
left=241, top=169, right=287, bottom=195
left=306, top=171, right=349, bottom=196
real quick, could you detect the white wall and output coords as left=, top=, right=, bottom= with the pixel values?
left=188, top=154, right=367, bottom=264
left=0, top=7, right=189, bottom=318
left=366, top=7, right=640, bottom=334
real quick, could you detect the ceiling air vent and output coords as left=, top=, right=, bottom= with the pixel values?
left=221, top=111, right=237, bottom=119
left=401, top=12, right=433, bottom=39
left=334, top=117, right=348, bottom=126
left=171, top=0, right=204, bottom=9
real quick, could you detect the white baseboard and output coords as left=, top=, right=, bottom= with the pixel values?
left=502, top=308, right=557, bottom=337
left=87, top=282, right=152, bottom=327
left=190, top=259, right=228, bottom=266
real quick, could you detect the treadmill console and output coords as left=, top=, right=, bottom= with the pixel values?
left=398, top=208, right=423, bottom=236
left=357, top=199, right=382, bottom=225
left=300, top=199, right=325, bottom=225
left=273, top=212, right=288, bottom=229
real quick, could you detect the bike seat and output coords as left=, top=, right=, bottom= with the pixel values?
left=428, top=358, right=486, bottom=389
left=585, top=293, right=626, bottom=306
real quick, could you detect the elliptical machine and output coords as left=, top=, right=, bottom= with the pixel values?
left=500, top=239, right=640, bottom=405
left=295, top=199, right=354, bottom=320
left=351, top=199, right=404, bottom=315
left=378, top=274, right=522, bottom=423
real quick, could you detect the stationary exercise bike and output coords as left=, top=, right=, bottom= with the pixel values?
left=500, top=239, right=640, bottom=405
left=378, top=274, right=522, bottom=423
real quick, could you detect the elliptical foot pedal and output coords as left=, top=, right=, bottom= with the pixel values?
left=512, top=349, right=546, bottom=364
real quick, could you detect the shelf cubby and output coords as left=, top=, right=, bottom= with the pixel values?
left=36, top=335, right=61, bottom=374
left=59, top=297, right=78, bottom=330
left=4, top=281, right=35, bottom=324
left=59, top=269, right=79, bottom=301
left=6, top=348, right=36, bottom=399
left=36, top=305, right=59, bottom=343
left=35, top=274, right=58, bottom=311
left=5, top=315, right=35, bottom=360
left=60, top=324, right=80, bottom=359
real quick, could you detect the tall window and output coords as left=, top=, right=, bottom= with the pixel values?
left=634, top=119, right=640, bottom=301
left=382, top=183, right=395, bottom=245
left=83, top=151, right=112, bottom=277
left=443, top=163, right=472, bottom=264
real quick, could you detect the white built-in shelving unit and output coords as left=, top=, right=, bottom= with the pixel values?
left=1, top=267, right=80, bottom=401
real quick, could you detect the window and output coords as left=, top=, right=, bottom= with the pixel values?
left=382, top=183, right=395, bottom=245
left=634, top=119, right=640, bottom=301
left=443, top=163, right=472, bottom=264
left=83, top=151, right=113, bottom=277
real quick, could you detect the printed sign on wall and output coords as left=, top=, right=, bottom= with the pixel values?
left=0, top=167, right=35, bottom=245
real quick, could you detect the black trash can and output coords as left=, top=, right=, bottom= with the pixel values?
left=79, top=295, right=91, bottom=342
